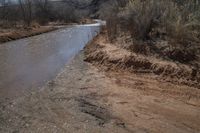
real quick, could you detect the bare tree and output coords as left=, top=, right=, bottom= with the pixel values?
left=0, top=0, right=19, bottom=27
left=0, top=0, right=7, bottom=20
left=34, top=0, right=52, bottom=24
left=35, top=0, right=50, bottom=10
left=18, top=0, right=33, bottom=26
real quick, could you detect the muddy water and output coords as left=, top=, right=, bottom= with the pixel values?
left=0, top=24, right=100, bottom=100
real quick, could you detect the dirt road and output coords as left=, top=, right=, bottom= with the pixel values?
left=1, top=51, right=199, bottom=133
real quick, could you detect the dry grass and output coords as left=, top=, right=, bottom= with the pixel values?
left=0, top=26, right=57, bottom=44
left=103, top=0, right=200, bottom=63
left=84, top=32, right=200, bottom=88
left=122, top=0, right=166, bottom=40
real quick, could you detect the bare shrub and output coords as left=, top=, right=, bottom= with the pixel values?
left=34, top=0, right=53, bottom=25
left=18, top=0, right=33, bottom=27
left=0, top=0, right=21, bottom=28
left=99, top=0, right=126, bottom=42
left=161, top=1, right=200, bottom=62
left=50, top=3, right=84, bottom=23
left=124, top=0, right=167, bottom=41
left=164, top=1, right=200, bottom=48
left=104, top=0, right=200, bottom=63
left=0, top=0, right=90, bottom=28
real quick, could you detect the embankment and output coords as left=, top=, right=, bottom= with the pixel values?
left=84, top=31, right=200, bottom=88
left=0, top=26, right=57, bottom=44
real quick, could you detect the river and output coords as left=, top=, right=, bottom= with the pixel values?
left=0, top=23, right=101, bottom=100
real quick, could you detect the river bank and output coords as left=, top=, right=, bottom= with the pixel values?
left=1, top=49, right=200, bottom=132
left=0, top=19, right=96, bottom=44
left=0, top=26, right=58, bottom=44
left=0, top=23, right=199, bottom=132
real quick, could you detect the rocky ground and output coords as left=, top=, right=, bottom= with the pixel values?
left=0, top=45, right=200, bottom=132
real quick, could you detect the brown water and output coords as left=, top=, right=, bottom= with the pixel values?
left=0, top=24, right=100, bottom=100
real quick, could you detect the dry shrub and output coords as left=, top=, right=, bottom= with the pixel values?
left=128, top=42, right=150, bottom=55
left=99, top=0, right=127, bottom=42
left=162, top=1, right=200, bottom=62
left=165, top=49, right=197, bottom=63
left=85, top=40, right=200, bottom=87
left=0, top=21, right=17, bottom=29
left=114, top=0, right=169, bottom=55
left=124, top=0, right=166, bottom=40
left=30, top=21, right=41, bottom=28
left=124, top=0, right=200, bottom=42
left=104, top=0, right=200, bottom=63
left=99, top=1, right=119, bottom=42
left=165, top=1, right=200, bottom=44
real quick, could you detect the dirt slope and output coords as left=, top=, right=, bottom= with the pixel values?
left=85, top=33, right=200, bottom=88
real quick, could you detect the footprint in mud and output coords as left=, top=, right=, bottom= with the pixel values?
left=117, top=101, right=129, bottom=105
left=76, top=97, right=112, bottom=126
left=79, top=87, right=94, bottom=90
left=79, top=87, right=89, bottom=90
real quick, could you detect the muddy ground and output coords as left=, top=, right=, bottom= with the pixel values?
left=0, top=48, right=200, bottom=132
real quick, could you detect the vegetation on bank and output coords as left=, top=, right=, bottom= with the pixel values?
left=0, top=26, right=57, bottom=44
left=84, top=0, right=200, bottom=88
left=1, top=0, right=200, bottom=66
left=0, top=0, right=93, bottom=43
left=102, top=0, right=200, bottom=64
left=0, top=0, right=92, bottom=28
